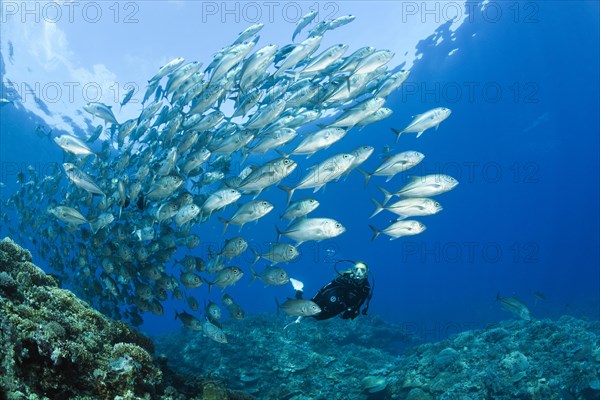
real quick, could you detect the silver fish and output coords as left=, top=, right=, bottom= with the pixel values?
left=83, top=102, right=119, bottom=125
left=277, top=298, right=321, bottom=317
left=62, top=163, right=105, bottom=196
left=497, top=293, right=532, bottom=321
left=219, top=200, right=273, bottom=232
left=391, top=174, right=459, bottom=199
left=252, top=243, right=300, bottom=265
left=391, top=107, right=452, bottom=141
left=237, top=158, right=297, bottom=197
left=206, top=266, right=244, bottom=292
left=360, top=151, right=424, bottom=186
left=292, top=10, right=318, bottom=41
left=219, top=237, right=248, bottom=259
left=48, top=206, right=88, bottom=227
left=371, top=196, right=443, bottom=219
left=200, top=188, right=241, bottom=217
left=54, top=135, right=94, bottom=156
left=279, top=153, right=355, bottom=204
left=250, top=266, right=290, bottom=286
left=202, top=320, right=227, bottom=343
left=277, top=218, right=346, bottom=246
left=369, top=220, right=426, bottom=241
left=288, top=127, right=347, bottom=158
left=280, top=198, right=320, bottom=222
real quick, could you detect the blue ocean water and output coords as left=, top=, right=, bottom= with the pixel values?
left=0, top=0, right=598, bottom=345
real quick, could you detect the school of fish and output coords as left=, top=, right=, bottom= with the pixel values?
left=1, top=15, right=457, bottom=343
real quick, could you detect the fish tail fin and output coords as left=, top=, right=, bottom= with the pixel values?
left=278, top=185, right=295, bottom=204
left=240, top=147, right=249, bottom=164
left=275, top=297, right=281, bottom=313
left=369, top=225, right=381, bottom=241
left=275, top=149, right=289, bottom=158
left=203, top=277, right=213, bottom=294
left=174, top=311, right=180, bottom=320
left=249, top=267, right=258, bottom=286
left=88, top=221, right=97, bottom=235
left=391, top=128, right=404, bottom=143
left=370, top=198, right=384, bottom=219
left=357, top=168, right=372, bottom=187
left=377, top=185, right=393, bottom=205
left=275, top=225, right=283, bottom=242
left=218, top=217, right=230, bottom=234
left=250, top=248, right=260, bottom=264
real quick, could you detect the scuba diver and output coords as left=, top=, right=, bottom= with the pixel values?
left=295, top=260, right=374, bottom=320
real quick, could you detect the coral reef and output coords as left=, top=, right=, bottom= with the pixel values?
left=156, top=310, right=600, bottom=399
left=0, top=237, right=253, bottom=400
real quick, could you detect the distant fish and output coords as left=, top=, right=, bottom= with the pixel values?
left=533, top=291, right=546, bottom=307
left=232, top=23, right=264, bottom=45
left=292, top=11, right=318, bottom=41
left=120, top=87, right=135, bottom=110
left=497, top=292, right=532, bottom=321
left=148, top=57, right=185, bottom=83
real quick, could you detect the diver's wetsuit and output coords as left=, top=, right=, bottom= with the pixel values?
left=307, top=274, right=371, bottom=320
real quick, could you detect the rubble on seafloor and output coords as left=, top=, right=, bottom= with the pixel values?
left=156, top=305, right=600, bottom=399
left=0, top=237, right=254, bottom=400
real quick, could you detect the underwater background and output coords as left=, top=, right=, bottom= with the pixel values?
left=0, top=1, right=599, bottom=399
